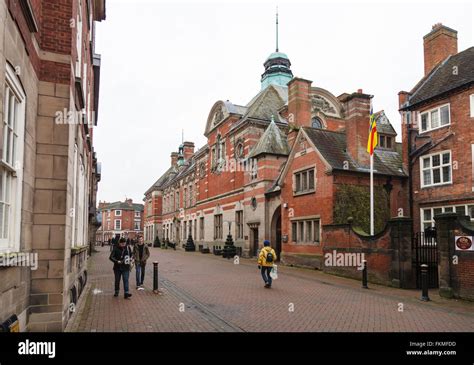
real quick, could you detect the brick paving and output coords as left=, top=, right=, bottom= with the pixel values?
left=66, top=246, right=474, bottom=332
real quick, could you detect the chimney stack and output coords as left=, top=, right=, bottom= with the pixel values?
left=171, top=152, right=179, bottom=167
left=287, top=77, right=313, bottom=148
left=423, top=23, right=458, bottom=76
left=183, top=141, right=195, bottom=161
left=288, top=77, right=313, bottom=128
left=341, top=90, right=372, bottom=167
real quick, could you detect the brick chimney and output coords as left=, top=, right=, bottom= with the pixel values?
left=171, top=152, right=179, bottom=166
left=287, top=77, right=312, bottom=148
left=341, top=89, right=372, bottom=167
left=423, top=23, right=458, bottom=76
left=183, top=141, right=195, bottom=161
left=125, top=198, right=133, bottom=206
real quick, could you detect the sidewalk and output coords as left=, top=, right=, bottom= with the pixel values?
left=66, top=246, right=474, bottom=332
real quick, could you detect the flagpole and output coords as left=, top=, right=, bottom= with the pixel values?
left=370, top=152, right=374, bottom=236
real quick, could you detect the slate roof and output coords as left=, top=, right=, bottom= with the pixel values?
left=145, top=165, right=177, bottom=194
left=374, top=110, right=397, bottom=135
left=99, top=201, right=144, bottom=211
left=230, top=84, right=288, bottom=133
left=302, top=127, right=406, bottom=177
left=249, top=120, right=290, bottom=158
left=403, top=47, right=474, bottom=109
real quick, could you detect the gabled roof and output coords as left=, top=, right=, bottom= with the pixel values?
left=403, top=47, right=474, bottom=109
left=374, top=110, right=397, bottom=136
left=242, top=84, right=287, bottom=121
left=248, top=120, right=290, bottom=158
left=99, top=201, right=144, bottom=212
left=145, top=165, right=177, bottom=194
left=302, top=127, right=406, bottom=177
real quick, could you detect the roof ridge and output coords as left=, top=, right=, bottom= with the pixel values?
left=409, top=54, right=452, bottom=100
left=302, top=126, right=346, bottom=135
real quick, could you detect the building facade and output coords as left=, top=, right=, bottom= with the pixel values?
left=399, top=23, right=474, bottom=233
left=144, top=43, right=408, bottom=266
left=0, top=0, right=105, bottom=332
left=96, top=199, right=144, bottom=242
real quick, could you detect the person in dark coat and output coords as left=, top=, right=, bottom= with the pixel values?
left=109, top=238, right=133, bottom=299
left=133, top=236, right=150, bottom=290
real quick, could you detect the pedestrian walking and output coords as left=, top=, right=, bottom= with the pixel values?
left=133, top=236, right=150, bottom=290
left=257, top=240, right=277, bottom=288
left=109, top=238, right=133, bottom=299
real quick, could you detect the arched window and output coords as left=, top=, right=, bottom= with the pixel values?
left=311, top=117, right=323, bottom=129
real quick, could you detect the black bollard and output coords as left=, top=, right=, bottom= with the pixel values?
left=420, top=264, right=430, bottom=301
left=362, top=260, right=368, bottom=289
left=153, top=261, right=159, bottom=293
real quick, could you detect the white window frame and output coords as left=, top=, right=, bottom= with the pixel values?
left=115, top=209, right=122, bottom=216
left=75, top=0, right=83, bottom=78
left=134, top=220, right=140, bottom=231
left=134, top=211, right=140, bottom=218
left=114, top=219, right=121, bottom=230
left=421, top=204, right=474, bottom=231
left=470, top=94, right=474, bottom=118
left=0, top=64, right=26, bottom=253
left=420, top=150, right=452, bottom=188
left=419, top=103, right=450, bottom=133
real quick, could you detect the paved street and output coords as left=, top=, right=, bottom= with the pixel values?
left=66, top=246, right=474, bottom=332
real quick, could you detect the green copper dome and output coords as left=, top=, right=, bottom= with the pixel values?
left=261, top=51, right=293, bottom=90
left=266, top=51, right=289, bottom=61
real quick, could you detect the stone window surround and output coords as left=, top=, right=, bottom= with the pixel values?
left=293, top=164, right=316, bottom=196
left=0, top=64, right=26, bottom=253
left=290, top=215, right=321, bottom=244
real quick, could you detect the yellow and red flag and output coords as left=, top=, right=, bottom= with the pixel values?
left=366, top=106, right=378, bottom=155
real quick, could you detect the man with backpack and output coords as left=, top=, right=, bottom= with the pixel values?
left=257, top=240, right=277, bottom=288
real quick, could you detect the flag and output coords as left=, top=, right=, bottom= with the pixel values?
left=366, top=106, right=378, bottom=155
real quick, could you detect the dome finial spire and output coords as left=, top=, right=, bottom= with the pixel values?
left=276, top=6, right=279, bottom=52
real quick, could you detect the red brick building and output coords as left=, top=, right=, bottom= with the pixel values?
left=96, top=199, right=144, bottom=242
left=144, top=41, right=408, bottom=267
left=399, top=23, right=474, bottom=233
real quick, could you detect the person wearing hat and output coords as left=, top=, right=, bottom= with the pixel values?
left=257, top=240, right=277, bottom=288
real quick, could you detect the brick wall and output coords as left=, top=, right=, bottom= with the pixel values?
left=436, top=213, right=474, bottom=301
left=409, top=86, right=474, bottom=232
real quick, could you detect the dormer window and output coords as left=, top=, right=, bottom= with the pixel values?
left=378, top=135, right=393, bottom=149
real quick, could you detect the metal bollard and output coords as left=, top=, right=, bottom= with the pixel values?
left=153, top=261, right=159, bottom=293
left=420, top=264, right=430, bottom=301
left=362, top=260, right=368, bottom=289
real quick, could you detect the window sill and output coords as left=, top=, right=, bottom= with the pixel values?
left=71, top=246, right=88, bottom=256
left=293, top=190, right=315, bottom=197
left=419, top=124, right=450, bottom=134
left=421, top=182, right=453, bottom=189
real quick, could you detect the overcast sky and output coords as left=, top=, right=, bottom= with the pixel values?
left=94, top=0, right=473, bottom=204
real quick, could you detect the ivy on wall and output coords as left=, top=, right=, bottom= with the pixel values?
left=334, top=184, right=390, bottom=234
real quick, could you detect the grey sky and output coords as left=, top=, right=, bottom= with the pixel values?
left=94, top=0, right=473, bottom=204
